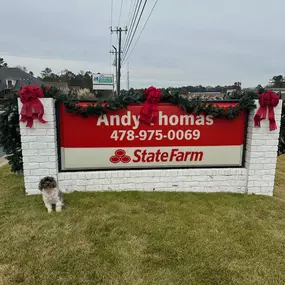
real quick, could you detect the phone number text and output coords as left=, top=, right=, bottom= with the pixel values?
left=110, top=130, right=200, bottom=141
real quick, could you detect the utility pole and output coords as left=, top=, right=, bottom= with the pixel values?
left=110, top=45, right=118, bottom=95
left=110, top=26, right=127, bottom=97
left=127, top=62, right=130, bottom=90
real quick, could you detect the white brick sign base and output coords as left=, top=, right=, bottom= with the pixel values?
left=19, top=99, right=282, bottom=196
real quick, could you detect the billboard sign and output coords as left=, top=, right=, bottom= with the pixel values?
left=92, top=74, right=114, bottom=91
left=58, top=102, right=247, bottom=170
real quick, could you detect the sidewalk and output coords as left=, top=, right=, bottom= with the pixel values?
left=0, top=156, right=7, bottom=167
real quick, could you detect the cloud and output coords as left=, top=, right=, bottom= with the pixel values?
left=1, top=0, right=285, bottom=88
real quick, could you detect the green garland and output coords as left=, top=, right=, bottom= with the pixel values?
left=51, top=88, right=257, bottom=120
left=0, top=86, right=258, bottom=174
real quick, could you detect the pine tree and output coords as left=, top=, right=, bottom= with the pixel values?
left=0, top=93, right=23, bottom=173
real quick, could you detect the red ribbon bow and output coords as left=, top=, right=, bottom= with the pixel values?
left=139, top=86, right=162, bottom=125
left=254, top=90, right=279, bottom=131
left=19, top=85, right=47, bottom=128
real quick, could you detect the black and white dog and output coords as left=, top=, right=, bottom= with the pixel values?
left=38, top=177, right=64, bottom=213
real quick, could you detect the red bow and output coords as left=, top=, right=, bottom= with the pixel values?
left=19, top=85, right=47, bottom=128
left=254, top=90, right=279, bottom=131
left=139, top=86, right=162, bottom=125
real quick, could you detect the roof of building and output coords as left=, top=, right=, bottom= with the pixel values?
left=0, top=68, right=43, bottom=91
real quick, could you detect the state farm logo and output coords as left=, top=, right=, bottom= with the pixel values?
left=109, top=149, right=131, bottom=164
left=109, top=148, right=203, bottom=164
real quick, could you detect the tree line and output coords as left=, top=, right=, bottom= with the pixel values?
left=1, top=57, right=284, bottom=92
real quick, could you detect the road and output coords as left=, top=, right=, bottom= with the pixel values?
left=0, top=147, right=4, bottom=157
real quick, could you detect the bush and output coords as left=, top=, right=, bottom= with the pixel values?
left=0, top=93, right=23, bottom=173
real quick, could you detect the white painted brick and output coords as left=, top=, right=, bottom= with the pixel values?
left=29, top=142, right=48, bottom=149
left=249, top=152, right=264, bottom=158
left=99, top=172, right=106, bottom=179
left=25, top=176, right=41, bottom=183
left=20, top=128, right=47, bottom=136
left=24, top=163, right=39, bottom=170
left=34, top=121, right=55, bottom=129
left=191, top=176, right=208, bottom=182
left=48, top=169, right=58, bottom=176
left=19, top=99, right=281, bottom=196
left=49, top=156, right=57, bottom=162
left=37, top=136, right=55, bottom=143
left=77, top=180, right=86, bottom=186
left=87, top=180, right=95, bottom=186
left=116, top=172, right=123, bottom=178
left=63, top=173, right=71, bottom=180
left=39, top=162, right=56, bottom=169
left=46, top=129, right=56, bottom=136
left=248, top=164, right=264, bottom=170
left=59, top=180, right=72, bottom=187
left=23, top=169, right=31, bottom=176
left=22, top=156, right=30, bottom=164
left=29, top=156, right=49, bottom=163
left=22, top=149, right=39, bottom=156
left=47, top=143, right=56, bottom=148
left=42, top=114, right=55, bottom=122
left=78, top=173, right=86, bottom=180
left=41, top=149, right=56, bottom=156
left=33, top=169, right=52, bottom=176
left=111, top=178, right=123, bottom=184
left=105, top=172, right=112, bottom=178
left=263, top=164, right=276, bottom=170
left=21, top=136, right=37, bottom=143
left=44, top=108, right=55, bottom=115
left=86, top=185, right=96, bottom=191
left=264, top=152, right=278, bottom=158
left=265, top=140, right=279, bottom=146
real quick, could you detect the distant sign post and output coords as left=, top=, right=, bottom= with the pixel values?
left=92, top=74, right=114, bottom=91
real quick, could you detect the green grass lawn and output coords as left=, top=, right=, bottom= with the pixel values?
left=1, top=159, right=285, bottom=285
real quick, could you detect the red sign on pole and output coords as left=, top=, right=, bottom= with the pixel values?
left=58, top=102, right=247, bottom=170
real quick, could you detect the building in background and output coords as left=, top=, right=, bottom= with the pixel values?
left=0, top=68, right=43, bottom=99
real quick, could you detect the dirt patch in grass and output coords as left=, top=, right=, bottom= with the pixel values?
left=1, top=165, right=285, bottom=284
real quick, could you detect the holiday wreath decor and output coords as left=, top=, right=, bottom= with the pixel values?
left=3, top=83, right=283, bottom=174
left=139, top=86, right=162, bottom=124
left=61, top=88, right=257, bottom=121
left=254, top=89, right=280, bottom=131
left=19, top=85, right=47, bottom=128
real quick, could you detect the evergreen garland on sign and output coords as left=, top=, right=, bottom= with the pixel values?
left=60, top=89, right=257, bottom=120
left=0, top=85, right=280, bottom=174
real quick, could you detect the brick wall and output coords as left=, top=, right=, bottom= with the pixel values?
left=19, top=99, right=282, bottom=196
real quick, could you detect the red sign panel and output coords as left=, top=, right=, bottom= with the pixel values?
left=58, top=102, right=246, bottom=170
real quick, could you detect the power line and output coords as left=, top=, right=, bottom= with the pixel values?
left=110, top=0, right=114, bottom=27
left=123, top=0, right=159, bottom=65
left=109, top=0, right=114, bottom=73
left=122, top=0, right=142, bottom=54
left=118, top=0, right=124, bottom=26
left=127, top=0, right=135, bottom=28
left=122, top=0, right=148, bottom=62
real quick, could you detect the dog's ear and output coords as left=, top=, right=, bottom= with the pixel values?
left=38, top=178, right=44, bottom=191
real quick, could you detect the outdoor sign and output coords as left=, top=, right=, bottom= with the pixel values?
left=92, top=73, right=114, bottom=91
left=58, top=102, right=247, bottom=171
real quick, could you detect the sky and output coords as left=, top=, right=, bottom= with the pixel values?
left=0, top=0, right=285, bottom=89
